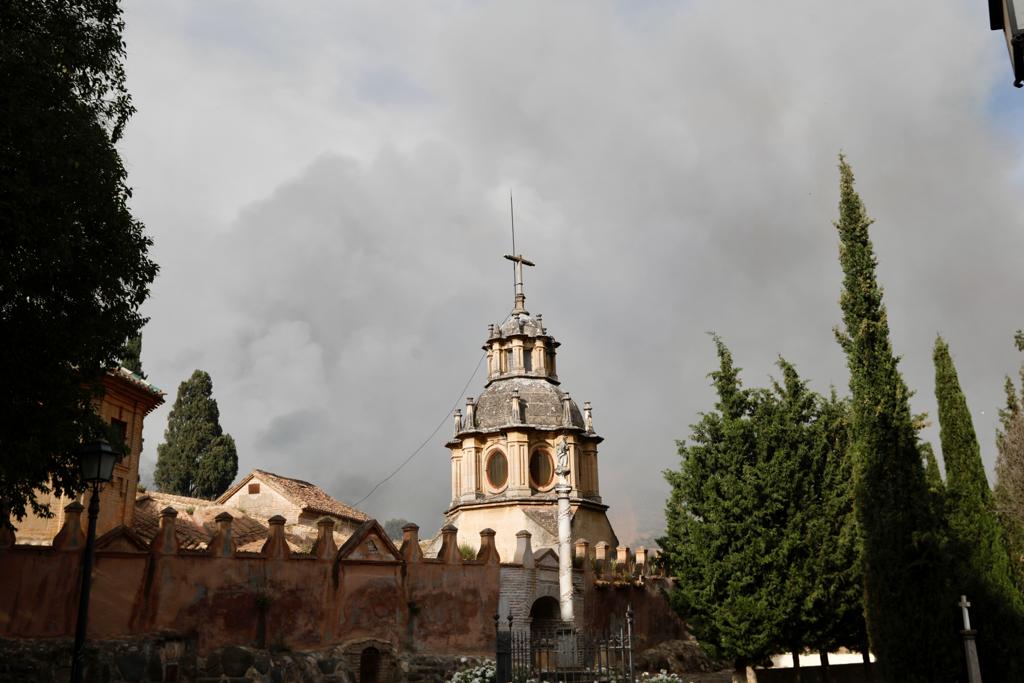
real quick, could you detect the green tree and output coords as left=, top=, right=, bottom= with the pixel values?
left=0, top=1, right=157, bottom=523
left=832, top=157, right=954, bottom=680
left=383, top=518, right=412, bottom=540
left=996, top=334, right=1024, bottom=591
left=154, top=370, right=238, bottom=499
left=801, top=391, right=868, bottom=668
left=934, top=336, right=1024, bottom=679
left=662, top=339, right=859, bottom=681
left=121, top=335, right=145, bottom=378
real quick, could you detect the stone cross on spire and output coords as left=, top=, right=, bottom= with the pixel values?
left=504, top=253, right=535, bottom=314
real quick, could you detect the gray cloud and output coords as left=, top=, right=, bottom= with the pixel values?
left=126, top=1, right=1024, bottom=544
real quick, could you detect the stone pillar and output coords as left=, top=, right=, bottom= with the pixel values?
left=401, top=523, right=423, bottom=563
left=514, top=530, right=535, bottom=568
left=151, top=507, right=179, bottom=555
left=962, top=630, right=982, bottom=683
left=314, top=517, right=337, bottom=560
left=959, top=595, right=982, bottom=683
left=510, top=388, right=522, bottom=424
left=53, top=501, right=85, bottom=551
left=461, top=435, right=481, bottom=501
left=635, top=546, right=647, bottom=569
left=207, top=511, right=236, bottom=557
left=507, top=430, right=530, bottom=496
left=595, top=541, right=610, bottom=574
left=477, top=528, right=500, bottom=564
left=575, top=539, right=591, bottom=579
left=261, top=515, right=290, bottom=559
left=556, top=439, right=574, bottom=624
left=438, top=523, right=462, bottom=564
left=583, top=401, right=593, bottom=433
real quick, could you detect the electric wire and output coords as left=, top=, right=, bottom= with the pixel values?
left=351, top=350, right=488, bottom=507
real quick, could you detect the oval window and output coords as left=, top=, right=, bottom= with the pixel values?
left=530, top=450, right=554, bottom=489
left=487, top=450, right=508, bottom=489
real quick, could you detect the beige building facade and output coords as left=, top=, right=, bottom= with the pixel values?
left=435, top=254, right=618, bottom=561
left=14, top=367, right=165, bottom=545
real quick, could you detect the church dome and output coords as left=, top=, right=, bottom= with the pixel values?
left=495, top=312, right=545, bottom=339
left=469, top=377, right=584, bottom=432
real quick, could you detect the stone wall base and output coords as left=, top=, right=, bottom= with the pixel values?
left=0, top=637, right=490, bottom=683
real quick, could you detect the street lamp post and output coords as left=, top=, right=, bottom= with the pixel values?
left=989, top=0, right=1024, bottom=87
left=70, top=439, right=120, bottom=683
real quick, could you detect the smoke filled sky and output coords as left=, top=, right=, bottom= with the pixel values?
left=122, top=1, right=1024, bottom=545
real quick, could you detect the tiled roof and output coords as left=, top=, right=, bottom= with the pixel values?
left=241, top=469, right=369, bottom=523
left=110, top=366, right=164, bottom=397
left=133, top=495, right=212, bottom=550
left=133, top=493, right=268, bottom=550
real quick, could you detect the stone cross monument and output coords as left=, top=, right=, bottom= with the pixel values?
left=555, top=437, right=573, bottom=624
left=959, top=595, right=982, bottom=683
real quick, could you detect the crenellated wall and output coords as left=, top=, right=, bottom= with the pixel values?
left=0, top=506, right=501, bottom=658
left=0, top=505, right=682, bottom=664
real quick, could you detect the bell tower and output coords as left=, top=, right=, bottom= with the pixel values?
left=440, top=254, right=618, bottom=561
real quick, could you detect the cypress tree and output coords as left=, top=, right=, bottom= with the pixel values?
left=921, top=442, right=944, bottom=494
left=934, top=336, right=1024, bottom=678
left=802, top=391, right=868, bottom=665
left=154, top=370, right=238, bottom=499
left=121, top=335, right=145, bottom=378
left=832, top=157, right=954, bottom=680
left=996, top=334, right=1024, bottom=591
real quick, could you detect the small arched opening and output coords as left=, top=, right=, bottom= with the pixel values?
left=359, top=646, right=380, bottom=683
left=529, top=596, right=561, bottom=637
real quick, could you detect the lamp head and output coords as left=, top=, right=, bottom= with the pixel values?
left=78, top=440, right=121, bottom=484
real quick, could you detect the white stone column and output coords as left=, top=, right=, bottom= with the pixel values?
left=555, top=438, right=574, bottom=624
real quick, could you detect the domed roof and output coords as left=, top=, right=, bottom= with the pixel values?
left=495, top=312, right=546, bottom=339
left=468, top=377, right=584, bottom=432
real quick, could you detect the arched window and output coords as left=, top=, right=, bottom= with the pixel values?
left=486, top=450, right=508, bottom=489
left=529, top=449, right=554, bottom=489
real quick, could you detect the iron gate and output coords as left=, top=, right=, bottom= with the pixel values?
left=496, top=606, right=634, bottom=683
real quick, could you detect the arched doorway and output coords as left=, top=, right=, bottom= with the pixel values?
left=529, top=596, right=561, bottom=636
left=359, top=646, right=380, bottom=683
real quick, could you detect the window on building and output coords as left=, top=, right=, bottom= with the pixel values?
left=110, top=417, right=129, bottom=452
left=248, top=483, right=260, bottom=494
left=530, top=450, right=554, bottom=489
left=505, top=348, right=513, bottom=372
left=523, top=347, right=533, bottom=372
left=486, top=450, right=508, bottom=489
left=367, top=539, right=378, bottom=553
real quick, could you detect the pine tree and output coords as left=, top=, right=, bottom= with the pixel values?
left=121, top=335, right=145, bottom=378
left=934, top=336, right=1024, bottom=678
left=832, top=157, right=954, bottom=680
left=154, top=370, right=238, bottom=499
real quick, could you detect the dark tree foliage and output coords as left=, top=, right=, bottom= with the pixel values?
left=0, top=1, right=157, bottom=522
left=934, top=336, right=1024, bottom=679
left=154, top=370, right=238, bottom=500
left=996, top=334, right=1024, bottom=592
left=832, top=157, right=955, bottom=681
left=383, top=518, right=411, bottom=540
left=800, top=391, right=867, bottom=660
left=121, top=335, right=145, bottom=378
left=662, top=338, right=864, bottom=681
